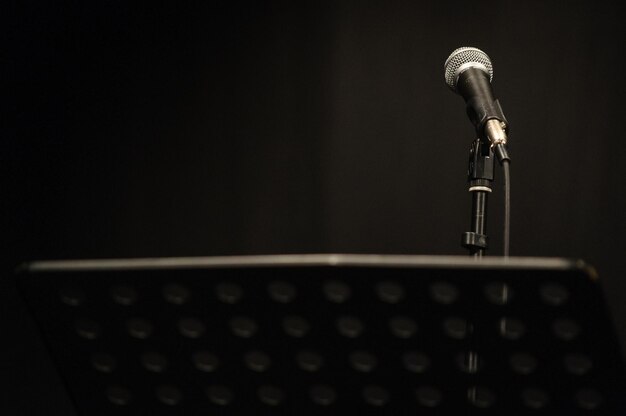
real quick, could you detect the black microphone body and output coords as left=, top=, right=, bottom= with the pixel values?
left=444, top=47, right=510, bottom=162
left=456, top=67, right=507, bottom=140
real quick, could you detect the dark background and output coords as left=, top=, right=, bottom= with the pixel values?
left=4, top=1, right=626, bottom=413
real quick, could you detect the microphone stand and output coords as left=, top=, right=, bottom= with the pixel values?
left=462, top=138, right=495, bottom=257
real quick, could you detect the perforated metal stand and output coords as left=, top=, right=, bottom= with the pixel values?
left=17, top=255, right=626, bottom=415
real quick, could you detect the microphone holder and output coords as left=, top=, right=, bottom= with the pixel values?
left=462, top=138, right=495, bottom=257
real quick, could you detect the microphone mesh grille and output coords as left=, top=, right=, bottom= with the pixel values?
left=444, top=47, right=493, bottom=91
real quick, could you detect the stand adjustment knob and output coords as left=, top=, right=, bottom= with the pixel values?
left=461, top=232, right=488, bottom=250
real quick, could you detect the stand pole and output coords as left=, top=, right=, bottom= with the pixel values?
left=462, top=139, right=495, bottom=257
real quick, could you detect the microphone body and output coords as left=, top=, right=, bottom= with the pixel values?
left=456, top=67, right=507, bottom=141
left=444, top=47, right=509, bottom=161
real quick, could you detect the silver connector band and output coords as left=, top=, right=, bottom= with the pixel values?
left=485, top=119, right=508, bottom=146
left=469, top=186, right=492, bottom=193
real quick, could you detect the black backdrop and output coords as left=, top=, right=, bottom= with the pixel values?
left=4, top=1, right=626, bottom=413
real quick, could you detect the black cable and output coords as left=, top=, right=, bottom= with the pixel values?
left=502, top=159, right=511, bottom=257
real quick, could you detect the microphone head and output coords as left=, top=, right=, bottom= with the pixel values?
left=444, top=47, right=493, bottom=92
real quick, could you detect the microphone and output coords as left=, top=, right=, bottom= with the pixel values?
left=444, top=47, right=509, bottom=160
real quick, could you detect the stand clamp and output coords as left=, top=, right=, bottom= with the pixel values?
left=462, top=139, right=495, bottom=257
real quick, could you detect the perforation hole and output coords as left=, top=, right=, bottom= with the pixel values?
left=178, top=317, right=205, bottom=339
left=323, top=280, right=351, bottom=303
left=126, top=317, right=153, bottom=339
left=403, top=351, right=431, bottom=373
left=141, top=351, right=168, bottom=373
left=416, top=386, right=442, bottom=407
left=376, top=281, right=405, bottom=304
left=337, top=316, right=364, bottom=338
left=91, top=352, right=116, bottom=373
left=229, top=316, right=258, bottom=338
left=564, top=353, right=593, bottom=375
left=540, top=283, right=569, bottom=306
left=162, top=283, right=190, bottom=305
left=193, top=351, right=219, bottom=372
left=309, top=385, right=337, bottom=406
left=443, top=317, right=472, bottom=339
left=244, top=350, right=271, bottom=372
left=553, top=318, right=581, bottom=341
left=206, top=385, right=234, bottom=406
left=296, top=350, right=324, bottom=372
left=110, top=285, right=137, bottom=306
left=216, top=282, right=243, bottom=304
left=430, top=281, right=459, bottom=305
left=575, top=389, right=603, bottom=410
left=467, top=386, right=496, bottom=408
left=389, top=316, right=417, bottom=338
left=268, top=281, right=296, bottom=303
left=349, top=350, right=377, bottom=372
left=282, top=315, right=310, bottom=338
left=510, top=352, right=538, bottom=375
left=457, top=351, right=482, bottom=374
left=106, top=385, right=131, bottom=406
left=484, top=282, right=512, bottom=305
left=499, top=317, right=526, bottom=340
left=521, top=388, right=550, bottom=409
left=75, top=318, right=101, bottom=340
left=156, top=384, right=182, bottom=406
left=258, top=385, right=285, bottom=406
left=59, top=287, right=85, bottom=306
left=363, top=385, right=389, bottom=406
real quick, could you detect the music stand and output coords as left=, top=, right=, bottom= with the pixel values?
left=17, top=255, right=626, bottom=415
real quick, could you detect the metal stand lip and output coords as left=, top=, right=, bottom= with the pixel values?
left=21, top=254, right=589, bottom=274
